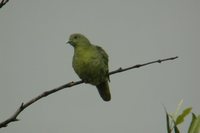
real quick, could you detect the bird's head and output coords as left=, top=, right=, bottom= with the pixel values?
left=67, top=33, right=91, bottom=47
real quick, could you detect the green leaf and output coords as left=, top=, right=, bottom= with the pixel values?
left=172, top=99, right=184, bottom=120
left=174, top=124, right=180, bottom=133
left=164, top=106, right=171, bottom=133
left=175, top=107, right=192, bottom=125
left=188, top=113, right=197, bottom=133
left=166, top=112, right=171, bottom=133
left=188, top=114, right=200, bottom=133
left=171, top=117, right=180, bottom=133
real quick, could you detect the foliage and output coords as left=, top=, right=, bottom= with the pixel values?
left=165, top=101, right=200, bottom=133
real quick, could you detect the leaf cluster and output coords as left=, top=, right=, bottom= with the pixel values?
left=166, top=107, right=200, bottom=133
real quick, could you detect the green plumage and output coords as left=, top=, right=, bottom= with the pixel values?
left=68, top=33, right=111, bottom=101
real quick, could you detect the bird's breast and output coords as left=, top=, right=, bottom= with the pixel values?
left=72, top=49, right=105, bottom=85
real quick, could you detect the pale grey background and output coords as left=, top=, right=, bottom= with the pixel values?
left=0, top=0, right=199, bottom=133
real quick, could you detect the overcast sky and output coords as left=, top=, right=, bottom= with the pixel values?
left=0, top=0, right=200, bottom=133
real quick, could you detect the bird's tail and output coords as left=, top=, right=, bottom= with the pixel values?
left=96, top=81, right=111, bottom=101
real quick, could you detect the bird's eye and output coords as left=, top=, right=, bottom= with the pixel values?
left=74, top=36, right=78, bottom=39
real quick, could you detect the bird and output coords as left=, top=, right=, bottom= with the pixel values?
left=67, top=33, right=111, bottom=101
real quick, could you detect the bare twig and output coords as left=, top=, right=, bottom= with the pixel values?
left=109, top=56, right=178, bottom=75
left=0, top=56, right=178, bottom=128
left=0, top=0, right=9, bottom=9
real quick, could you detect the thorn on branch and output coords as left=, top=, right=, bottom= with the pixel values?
left=69, top=81, right=75, bottom=86
left=13, top=118, right=19, bottom=122
left=118, top=67, right=122, bottom=71
left=158, top=60, right=162, bottom=63
left=20, top=103, right=24, bottom=110
left=134, top=64, right=141, bottom=68
left=43, top=91, right=50, bottom=97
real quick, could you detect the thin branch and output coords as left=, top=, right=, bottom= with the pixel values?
left=109, top=56, right=178, bottom=75
left=0, top=0, right=9, bottom=9
left=0, top=56, right=178, bottom=128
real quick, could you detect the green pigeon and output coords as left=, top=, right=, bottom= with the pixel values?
left=67, top=33, right=111, bottom=101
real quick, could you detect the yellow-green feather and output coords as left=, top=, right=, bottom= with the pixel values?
left=69, top=33, right=111, bottom=101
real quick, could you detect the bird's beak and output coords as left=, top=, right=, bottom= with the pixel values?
left=67, top=40, right=75, bottom=47
left=67, top=40, right=74, bottom=45
left=66, top=41, right=70, bottom=44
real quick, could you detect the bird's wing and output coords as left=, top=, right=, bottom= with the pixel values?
left=95, top=46, right=108, bottom=64
left=95, top=45, right=110, bottom=81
